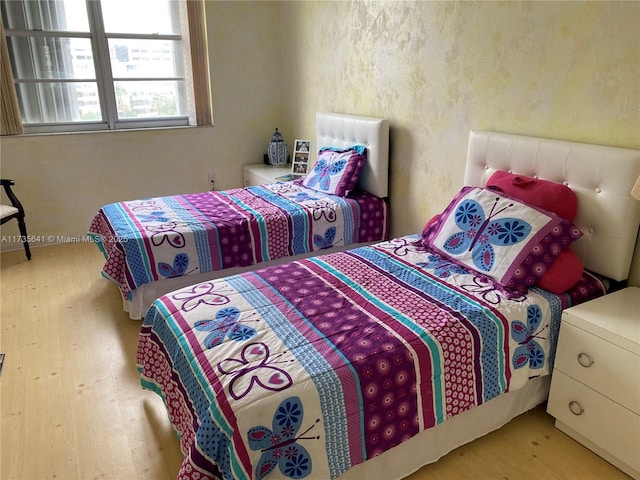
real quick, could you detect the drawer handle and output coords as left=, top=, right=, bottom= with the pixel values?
left=568, top=401, right=584, bottom=416
left=577, top=353, right=593, bottom=367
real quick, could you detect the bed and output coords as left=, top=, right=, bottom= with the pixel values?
left=89, top=112, right=390, bottom=319
left=136, top=131, right=640, bottom=480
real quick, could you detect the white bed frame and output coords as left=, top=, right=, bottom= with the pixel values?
left=123, top=112, right=390, bottom=319
left=340, top=130, right=640, bottom=480
left=465, top=130, right=640, bottom=282
left=316, top=111, right=389, bottom=198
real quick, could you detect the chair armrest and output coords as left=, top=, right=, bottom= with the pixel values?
left=1, top=179, right=24, bottom=212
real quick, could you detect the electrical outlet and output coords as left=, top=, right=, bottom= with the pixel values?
left=208, top=173, right=215, bottom=190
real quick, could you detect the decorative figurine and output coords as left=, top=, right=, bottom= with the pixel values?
left=267, top=128, right=288, bottom=166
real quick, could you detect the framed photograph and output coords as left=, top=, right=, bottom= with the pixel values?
left=291, top=139, right=311, bottom=178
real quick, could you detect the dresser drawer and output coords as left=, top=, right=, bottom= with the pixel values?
left=548, top=370, right=640, bottom=475
left=554, top=322, right=640, bottom=414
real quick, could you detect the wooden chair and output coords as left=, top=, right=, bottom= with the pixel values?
left=1, top=179, right=31, bottom=260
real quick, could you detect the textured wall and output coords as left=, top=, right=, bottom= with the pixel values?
left=280, top=0, right=640, bottom=237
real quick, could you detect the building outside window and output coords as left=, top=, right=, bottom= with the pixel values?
left=1, top=0, right=203, bottom=134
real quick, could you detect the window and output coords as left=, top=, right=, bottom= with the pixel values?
left=1, top=0, right=209, bottom=134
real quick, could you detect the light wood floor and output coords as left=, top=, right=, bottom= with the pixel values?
left=0, top=242, right=630, bottom=480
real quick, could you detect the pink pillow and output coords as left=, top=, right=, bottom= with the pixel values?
left=487, top=170, right=578, bottom=221
left=422, top=214, right=440, bottom=233
left=537, top=248, right=584, bottom=294
left=486, top=170, right=582, bottom=292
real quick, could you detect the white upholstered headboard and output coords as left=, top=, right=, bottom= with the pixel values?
left=316, top=112, right=390, bottom=198
left=464, top=130, right=640, bottom=281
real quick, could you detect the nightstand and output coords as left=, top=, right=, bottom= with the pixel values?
left=547, top=286, right=640, bottom=479
left=243, top=164, right=290, bottom=187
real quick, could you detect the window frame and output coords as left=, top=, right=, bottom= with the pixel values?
left=1, top=0, right=196, bottom=134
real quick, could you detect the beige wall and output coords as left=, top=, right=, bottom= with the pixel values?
left=280, top=0, right=640, bottom=237
left=0, top=1, right=283, bottom=252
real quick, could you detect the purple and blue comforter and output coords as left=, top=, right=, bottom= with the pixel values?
left=136, top=235, right=606, bottom=480
left=89, top=183, right=388, bottom=300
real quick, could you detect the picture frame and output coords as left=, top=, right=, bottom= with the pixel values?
left=291, top=139, right=311, bottom=177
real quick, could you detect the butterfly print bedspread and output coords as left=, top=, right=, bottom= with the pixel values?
left=88, top=183, right=388, bottom=300
left=135, top=234, right=590, bottom=480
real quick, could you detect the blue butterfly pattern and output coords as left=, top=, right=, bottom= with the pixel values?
left=313, top=227, right=338, bottom=249
left=418, top=254, right=468, bottom=278
left=158, top=253, right=194, bottom=278
left=294, top=192, right=318, bottom=202
left=194, top=306, right=257, bottom=349
left=138, top=211, right=170, bottom=223
left=247, top=396, right=320, bottom=480
left=304, top=157, right=346, bottom=192
left=511, top=304, right=548, bottom=370
left=443, top=196, right=531, bottom=272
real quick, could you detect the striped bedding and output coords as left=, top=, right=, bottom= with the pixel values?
left=136, top=235, right=606, bottom=480
left=89, top=182, right=388, bottom=301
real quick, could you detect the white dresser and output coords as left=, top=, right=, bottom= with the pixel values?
left=242, top=164, right=291, bottom=187
left=547, top=286, right=640, bottom=479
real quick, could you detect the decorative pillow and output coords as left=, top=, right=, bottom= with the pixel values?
left=421, top=186, right=583, bottom=292
left=486, top=170, right=578, bottom=221
left=422, top=214, right=440, bottom=232
left=537, top=247, right=584, bottom=294
left=302, top=146, right=366, bottom=196
left=486, top=170, right=583, bottom=291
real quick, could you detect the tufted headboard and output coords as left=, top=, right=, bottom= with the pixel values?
left=464, top=130, right=640, bottom=281
left=316, top=112, right=390, bottom=198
